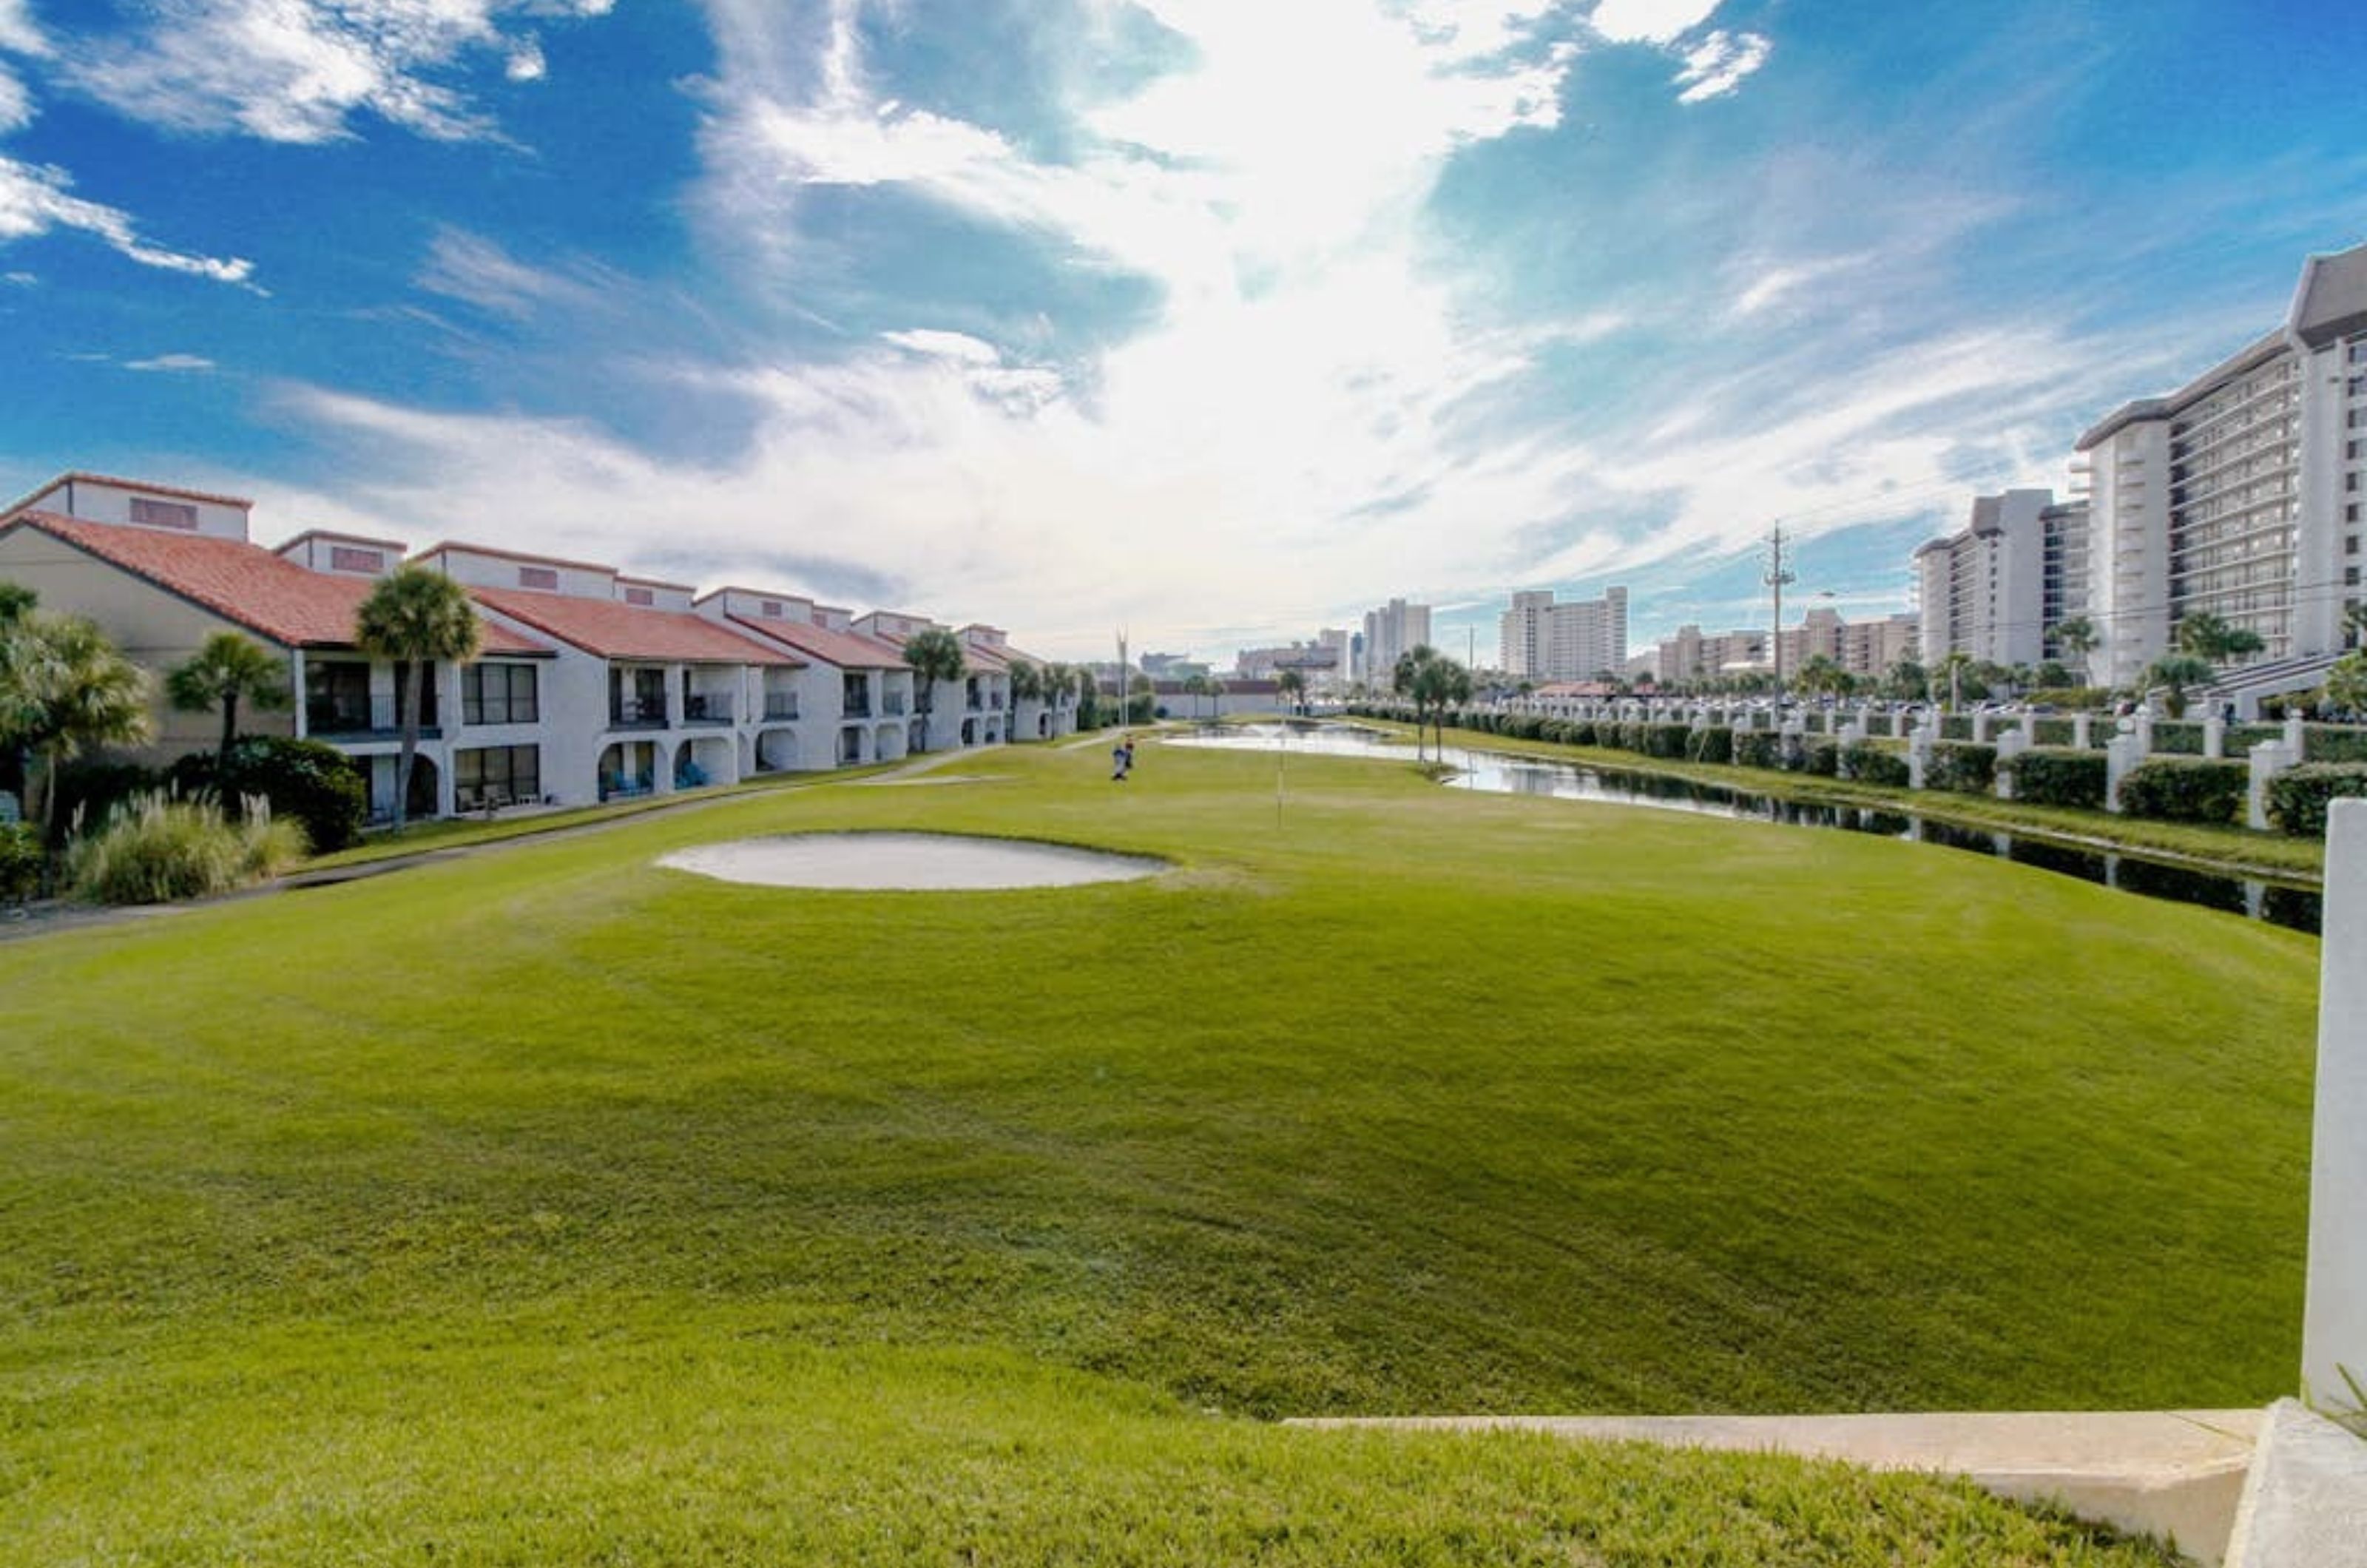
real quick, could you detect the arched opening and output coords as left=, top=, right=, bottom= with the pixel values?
left=756, top=727, right=799, bottom=773
left=598, top=740, right=658, bottom=800
left=676, top=734, right=735, bottom=791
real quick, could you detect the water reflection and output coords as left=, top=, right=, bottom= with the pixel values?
left=1169, top=723, right=2322, bottom=933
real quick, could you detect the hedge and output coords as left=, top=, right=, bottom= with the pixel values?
left=2003, top=747, right=2108, bottom=811
left=1925, top=741, right=1997, bottom=796
left=2264, top=763, right=2367, bottom=837
left=2152, top=721, right=2204, bottom=757
left=2116, top=757, right=2249, bottom=824
left=1732, top=731, right=1780, bottom=770
left=1686, top=726, right=1733, bottom=765
left=2306, top=726, right=2367, bottom=765
left=1840, top=740, right=1908, bottom=787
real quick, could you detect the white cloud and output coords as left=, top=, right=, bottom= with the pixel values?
left=882, top=329, right=1004, bottom=366
left=0, top=157, right=256, bottom=285
left=0, top=60, right=30, bottom=132
left=505, top=34, right=546, bottom=83
left=124, top=353, right=217, bottom=372
left=1587, top=0, right=1722, bottom=45
left=0, top=0, right=47, bottom=58
left=415, top=226, right=606, bottom=318
left=1673, top=29, right=1769, bottom=104
left=59, top=0, right=611, bottom=145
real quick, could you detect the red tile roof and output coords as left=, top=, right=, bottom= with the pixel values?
left=3, top=512, right=550, bottom=655
left=721, top=614, right=905, bottom=670
left=2, top=471, right=254, bottom=518
left=473, top=586, right=800, bottom=665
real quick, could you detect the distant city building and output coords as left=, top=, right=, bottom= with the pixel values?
left=1356, top=598, right=1431, bottom=689
left=1913, top=488, right=2076, bottom=670
left=1498, top=585, right=1628, bottom=683
left=2073, top=239, right=2367, bottom=687
left=1649, top=624, right=1769, bottom=686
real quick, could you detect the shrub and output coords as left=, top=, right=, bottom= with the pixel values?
left=2029, top=718, right=2076, bottom=748
left=1939, top=714, right=1973, bottom=742
left=1925, top=742, right=1997, bottom=795
left=169, top=736, right=368, bottom=854
left=2152, top=720, right=2204, bottom=757
left=1567, top=720, right=1598, bottom=747
left=2305, top=726, right=2367, bottom=765
left=47, top=759, right=166, bottom=846
left=1640, top=722, right=1691, bottom=759
left=1615, top=720, right=1647, bottom=753
left=1841, top=740, right=1909, bottom=787
left=1732, top=731, right=1780, bottom=770
left=2004, top=747, right=2108, bottom=811
left=2264, top=763, right=2367, bottom=837
left=0, top=821, right=43, bottom=904
left=1686, top=726, right=1733, bottom=765
left=2116, top=757, right=2249, bottom=824
left=1800, top=738, right=1840, bottom=777
left=66, top=791, right=308, bottom=905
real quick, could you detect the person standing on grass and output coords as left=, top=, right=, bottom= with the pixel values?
left=1112, top=734, right=1133, bottom=781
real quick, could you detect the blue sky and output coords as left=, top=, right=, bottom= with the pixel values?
left=3, top=0, right=2365, bottom=665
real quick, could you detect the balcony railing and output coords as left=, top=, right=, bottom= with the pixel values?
left=763, top=692, right=799, bottom=720
left=609, top=698, right=669, bottom=730
left=308, top=695, right=439, bottom=740
left=682, top=693, right=735, bottom=726
left=843, top=696, right=873, bottom=718
left=882, top=695, right=908, bottom=716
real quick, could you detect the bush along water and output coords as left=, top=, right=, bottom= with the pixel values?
left=2004, top=748, right=2110, bottom=811
left=2116, top=757, right=2250, bottom=825
left=67, top=790, right=308, bottom=905
left=2265, top=763, right=2367, bottom=837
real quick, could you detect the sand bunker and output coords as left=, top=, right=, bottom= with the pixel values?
left=658, top=832, right=1165, bottom=891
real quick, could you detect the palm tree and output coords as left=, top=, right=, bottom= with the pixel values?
left=1275, top=667, right=1307, bottom=717
left=166, top=631, right=291, bottom=777
left=1391, top=644, right=1471, bottom=760
left=2341, top=604, right=2367, bottom=651
left=355, top=567, right=482, bottom=831
left=1007, top=659, right=1042, bottom=738
left=2323, top=650, right=2367, bottom=720
left=1181, top=671, right=1213, bottom=720
left=2145, top=653, right=2215, bottom=718
left=2172, top=612, right=2266, bottom=667
left=2051, top=615, right=2097, bottom=679
left=1933, top=651, right=1975, bottom=713
left=900, top=626, right=968, bottom=751
left=0, top=609, right=155, bottom=834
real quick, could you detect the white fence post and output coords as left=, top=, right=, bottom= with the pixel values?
left=1994, top=727, right=2030, bottom=800
left=2249, top=737, right=2300, bottom=831
left=2304, top=800, right=2367, bottom=1405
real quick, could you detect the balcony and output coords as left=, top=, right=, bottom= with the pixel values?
left=843, top=695, right=873, bottom=719
left=882, top=695, right=908, bottom=717
left=681, top=692, right=736, bottom=727
left=609, top=698, right=669, bottom=731
left=307, top=695, right=440, bottom=741
left=763, top=692, right=800, bottom=721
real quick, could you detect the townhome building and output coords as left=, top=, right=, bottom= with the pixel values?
left=851, top=609, right=1007, bottom=752
left=692, top=587, right=916, bottom=768
left=413, top=543, right=801, bottom=805
left=0, top=473, right=555, bottom=821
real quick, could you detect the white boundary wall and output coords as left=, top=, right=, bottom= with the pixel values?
left=2303, top=798, right=2367, bottom=1406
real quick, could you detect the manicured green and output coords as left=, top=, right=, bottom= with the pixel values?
left=0, top=740, right=2317, bottom=1563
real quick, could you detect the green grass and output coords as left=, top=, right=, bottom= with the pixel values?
left=0, top=739, right=2317, bottom=1563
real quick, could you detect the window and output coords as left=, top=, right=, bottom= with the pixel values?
left=330, top=546, right=385, bottom=573
left=760, top=600, right=783, bottom=618
left=2349, top=535, right=2361, bottom=555
left=624, top=587, right=655, bottom=606
left=129, top=496, right=197, bottom=529
left=455, top=746, right=541, bottom=808
left=518, top=566, right=559, bottom=590
left=462, top=662, right=538, bottom=726
left=2351, top=567, right=2363, bottom=587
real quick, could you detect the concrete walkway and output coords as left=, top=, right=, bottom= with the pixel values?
left=1291, top=1410, right=2263, bottom=1564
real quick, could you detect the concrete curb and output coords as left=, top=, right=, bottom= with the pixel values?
left=1289, top=1410, right=2263, bottom=1564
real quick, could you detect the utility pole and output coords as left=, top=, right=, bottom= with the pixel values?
left=1764, top=524, right=1797, bottom=686
left=1115, top=629, right=1128, bottom=728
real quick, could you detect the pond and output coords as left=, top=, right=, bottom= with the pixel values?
left=1167, top=723, right=2323, bottom=933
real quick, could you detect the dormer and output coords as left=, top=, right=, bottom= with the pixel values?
left=695, top=587, right=819, bottom=627
left=276, top=530, right=405, bottom=578
left=412, top=542, right=618, bottom=599
left=854, top=609, right=936, bottom=642
left=5, top=472, right=254, bottom=541
left=960, top=624, right=1007, bottom=651
left=814, top=605, right=855, bottom=633
left=615, top=575, right=696, bottom=613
